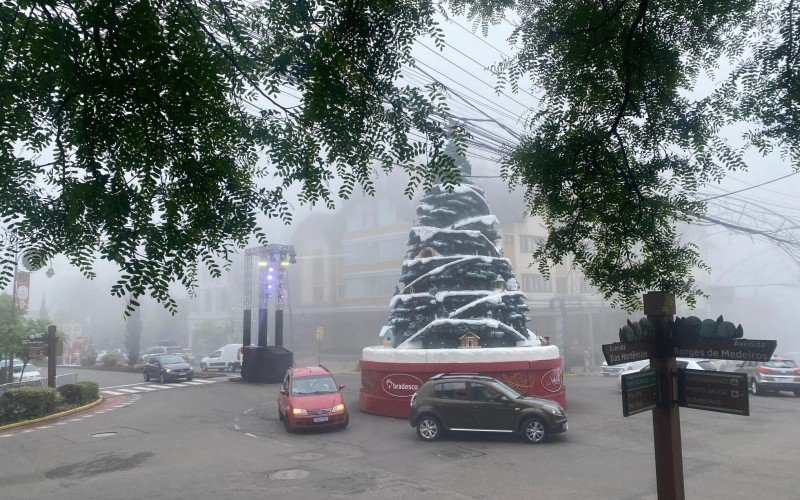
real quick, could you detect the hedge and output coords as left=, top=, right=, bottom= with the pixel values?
left=0, top=387, right=57, bottom=423
left=58, top=384, right=84, bottom=405
left=75, top=381, right=100, bottom=404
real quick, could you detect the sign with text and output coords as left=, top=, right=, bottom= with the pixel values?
left=671, top=338, right=776, bottom=363
left=315, top=326, right=324, bottom=342
left=602, top=341, right=656, bottom=366
left=677, top=369, right=749, bottom=416
left=26, top=346, right=46, bottom=358
left=622, top=370, right=659, bottom=417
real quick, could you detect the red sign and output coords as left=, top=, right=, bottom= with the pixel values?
left=541, top=368, right=563, bottom=393
left=381, top=374, right=423, bottom=398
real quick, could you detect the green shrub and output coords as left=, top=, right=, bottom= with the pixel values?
left=58, top=384, right=84, bottom=405
left=0, top=387, right=57, bottom=423
left=101, top=353, right=118, bottom=368
left=75, top=381, right=100, bottom=404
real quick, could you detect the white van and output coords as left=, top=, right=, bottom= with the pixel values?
left=200, top=344, right=243, bottom=372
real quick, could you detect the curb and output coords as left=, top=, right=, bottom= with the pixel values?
left=0, top=397, right=104, bottom=432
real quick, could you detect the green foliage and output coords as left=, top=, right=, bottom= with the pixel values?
left=0, top=387, right=56, bottom=424
left=75, top=381, right=100, bottom=404
left=101, top=353, right=118, bottom=368
left=0, top=0, right=464, bottom=314
left=79, top=341, right=97, bottom=367
left=57, top=384, right=84, bottom=405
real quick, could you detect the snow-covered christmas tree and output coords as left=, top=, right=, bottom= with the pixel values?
left=387, top=153, right=538, bottom=349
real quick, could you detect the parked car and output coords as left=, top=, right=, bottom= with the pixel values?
left=200, top=344, right=242, bottom=372
left=142, top=354, right=194, bottom=383
left=602, top=360, right=648, bottom=377
left=14, top=364, right=42, bottom=382
left=277, top=366, right=348, bottom=432
left=140, top=346, right=186, bottom=364
left=617, top=358, right=716, bottom=389
left=409, top=373, right=567, bottom=444
left=732, top=356, right=800, bottom=397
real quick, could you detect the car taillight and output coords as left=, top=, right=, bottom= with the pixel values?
left=757, top=365, right=772, bottom=374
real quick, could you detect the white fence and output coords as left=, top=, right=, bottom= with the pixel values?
left=0, top=373, right=78, bottom=396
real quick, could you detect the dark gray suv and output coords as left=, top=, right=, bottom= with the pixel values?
left=409, top=373, right=567, bottom=444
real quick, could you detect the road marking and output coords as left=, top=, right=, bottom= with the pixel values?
left=182, top=381, right=203, bottom=386
left=1, top=434, right=13, bottom=438
left=243, top=409, right=253, bottom=414
left=21, top=429, right=34, bottom=433
left=155, top=384, right=176, bottom=389
left=132, top=386, right=157, bottom=391
left=69, top=418, right=82, bottom=422
left=193, top=379, right=216, bottom=384
left=245, top=433, right=260, bottom=439
left=115, top=389, right=139, bottom=394
left=36, top=426, right=52, bottom=429
left=101, top=390, right=125, bottom=396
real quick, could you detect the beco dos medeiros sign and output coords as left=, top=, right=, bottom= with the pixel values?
left=382, top=374, right=423, bottom=398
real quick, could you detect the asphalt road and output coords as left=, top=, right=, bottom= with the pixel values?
left=1, top=371, right=799, bottom=499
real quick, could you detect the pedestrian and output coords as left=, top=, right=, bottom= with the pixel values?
left=583, top=349, right=592, bottom=373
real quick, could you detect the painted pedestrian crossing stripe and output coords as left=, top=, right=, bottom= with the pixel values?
left=100, top=379, right=218, bottom=396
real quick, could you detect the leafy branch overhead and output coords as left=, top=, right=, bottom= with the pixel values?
left=3, top=0, right=800, bottom=312
left=0, top=0, right=465, bottom=313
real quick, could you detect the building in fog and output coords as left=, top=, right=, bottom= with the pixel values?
left=285, top=174, right=628, bottom=368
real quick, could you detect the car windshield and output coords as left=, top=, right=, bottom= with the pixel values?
left=764, top=360, right=797, bottom=369
left=23, top=366, right=38, bottom=372
left=159, top=355, right=185, bottom=364
left=292, top=375, right=337, bottom=395
left=490, top=379, right=522, bottom=399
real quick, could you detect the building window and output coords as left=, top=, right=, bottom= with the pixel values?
left=521, top=274, right=551, bottom=292
left=520, top=235, right=538, bottom=253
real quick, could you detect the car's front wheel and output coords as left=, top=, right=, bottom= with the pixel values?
left=283, top=417, right=293, bottom=433
left=522, top=417, right=547, bottom=444
left=186, top=375, right=193, bottom=381
left=143, top=370, right=150, bottom=382
left=160, top=373, right=167, bottom=384
left=200, top=363, right=207, bottom=372
left=416, top=415, right=443, bottom=442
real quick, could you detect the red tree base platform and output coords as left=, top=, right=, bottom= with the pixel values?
left=359, top=357, right=566, bottom=418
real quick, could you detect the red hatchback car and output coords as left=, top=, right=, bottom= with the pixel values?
left=278, top=366, right=349, bottom=432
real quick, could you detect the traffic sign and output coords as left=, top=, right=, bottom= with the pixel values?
left=315, top=326, right=324, bottom=342
left=26, top=346, right=46, bottom=358
left=621, top=369, right=659, bottom=417
left=602, top=340, right=656, bottom=365
left=677, top=369, right=749, bottom=416
left=671, top=338, right=776, bottom=363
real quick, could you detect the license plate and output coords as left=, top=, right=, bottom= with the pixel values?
left=313, top=416, right=329, bottom=423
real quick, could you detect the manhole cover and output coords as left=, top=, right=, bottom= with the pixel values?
left=270, top=469, right=309, bottom=480
left=291, top=453, right=324, bottom=461
left=437, top=450, right=469, bottom=459
left=89, top=432, right=119, bottom=438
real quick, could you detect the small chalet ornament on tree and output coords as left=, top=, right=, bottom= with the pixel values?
left=459, top=332, right=481, bottom=348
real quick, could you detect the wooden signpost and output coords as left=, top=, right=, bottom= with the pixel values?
left=602, top=292, right=777, bottom=500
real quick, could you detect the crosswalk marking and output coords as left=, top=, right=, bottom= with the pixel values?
left=98, top=379, right=218, bottom=397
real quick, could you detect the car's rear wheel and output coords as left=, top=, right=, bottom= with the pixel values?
left=143, top=371, right=150, bottom=382
left=227, top=363, right=234, bottom=372
left=416, top=415, right=442, bottom=442
left=750, top=379, right=759, bottom=396
left=522, top=417, right=547, bottom=444
left=200, top=363, right=207, bottom=372
left=794, top=390, right=800, bottom=397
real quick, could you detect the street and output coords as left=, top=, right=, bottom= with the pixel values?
left=1, top=368, right=799, bottom=499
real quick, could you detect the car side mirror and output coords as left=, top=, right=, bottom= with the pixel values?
left=338, top=384, right=346, bottom=391
left=492, top=394, right=508, bottom=403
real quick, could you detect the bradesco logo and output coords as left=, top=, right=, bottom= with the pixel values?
left=382, top=374, right=423, bottom=398
left=541, top=368, right=563, bottom=393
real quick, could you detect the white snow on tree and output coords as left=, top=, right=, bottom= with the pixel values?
left=387, top=148, right=534, bottom=348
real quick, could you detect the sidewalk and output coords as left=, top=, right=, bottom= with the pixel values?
left=292, top=351, right=361, bottom=374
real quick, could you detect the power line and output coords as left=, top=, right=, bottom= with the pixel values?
left=703, top=171, right=800, bottom=201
